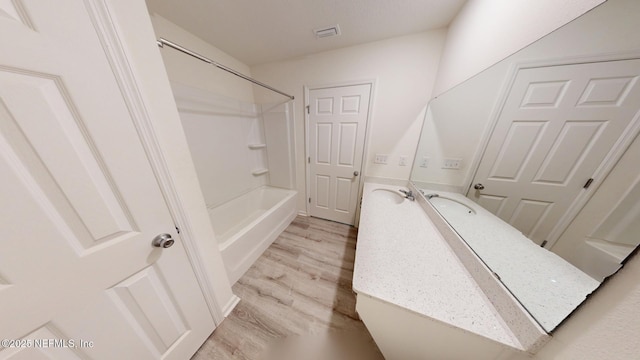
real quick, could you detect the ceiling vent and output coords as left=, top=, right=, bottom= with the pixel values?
left=314, top=25, right=341, bottom=39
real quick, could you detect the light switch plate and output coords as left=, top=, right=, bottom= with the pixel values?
left=442, top=158, right=462, bottom=169
left=374, top=154, right=388, bottom=164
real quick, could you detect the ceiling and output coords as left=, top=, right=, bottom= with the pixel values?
left=145, top=0, right=467, bottom=66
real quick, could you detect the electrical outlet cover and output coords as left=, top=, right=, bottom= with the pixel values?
left=442, top=158, right=462, bottom=169
left=374, top=154, right=388, bottom=164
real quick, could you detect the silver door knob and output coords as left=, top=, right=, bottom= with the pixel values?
left=474, top=183, right=485, bottom=190
left=152, top=233, right=175, bottom=248
left=353, top=171, right=359, bottom=176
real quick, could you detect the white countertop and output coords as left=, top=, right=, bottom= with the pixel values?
left=421, top=188, right=600, bottom=331
left=353, top=183, right=521, bottom=349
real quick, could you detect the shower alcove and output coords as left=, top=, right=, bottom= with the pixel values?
left=171, top=82, right=297, bottom=284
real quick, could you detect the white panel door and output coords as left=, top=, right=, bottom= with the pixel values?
left=308, top=84, right=371, bottom=225
left=0, top=1, right=213, bottom=359
left=469, top=59, right=640, bottom=246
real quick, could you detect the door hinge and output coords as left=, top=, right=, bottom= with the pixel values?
left=583, top=178, right=594, bottom=189
left=309, top=197, right=311, bottom=203
left=175, top=226, right=181, bottom=234
left=306, top=105, right=310, bottom=114
left=541, top=240, right=548, bottom=248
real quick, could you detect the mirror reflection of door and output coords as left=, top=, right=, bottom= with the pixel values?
left=307, top=84, right=371, bottom=225
left=468, top=59, right=640, bottom=247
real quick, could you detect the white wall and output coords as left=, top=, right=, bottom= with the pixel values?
left=251, top=30, right=447, bottom=212
left=433, top=0, right=604, bottom=96
left=149, top=14, right=255, bottom=102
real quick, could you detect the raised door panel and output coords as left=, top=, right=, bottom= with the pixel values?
left=315, top=175, right=331, bottom=209
left=577, top=76, right=637, bottom=106
left=335, top=177, right=352, bottom=212
left=337, top=123, right=358, bottom=166
left=0, top=0, right=34, bottom=30
left=110, top=266, right=188, bottom=353
left=509, top=199, right=554, bottom=238
left=316, top=97, right=334, bottom=115
left=488, top=121, right=547, bottom=181
left=0, top=70, right=137, bottom=250
left=315, top=123, right=332, bottom=165
left=519, top=81, right=569, bottom=109
left=340, top=95, right=361, bottom=114
left=533, top=121, right=606, bottom=185
left=476, top=194, right=507, bottom=217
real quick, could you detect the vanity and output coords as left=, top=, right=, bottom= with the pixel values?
left=353, top=1, right=640, bottom=358
left=353, top=182, right=547, bottom=360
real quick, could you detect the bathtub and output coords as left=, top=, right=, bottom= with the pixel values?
left=208, top=186, right=297, bottom=284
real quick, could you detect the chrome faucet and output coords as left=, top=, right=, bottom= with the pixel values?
left=398, top=189, right=415, bottom=201
left=425, top=193, right=439, bottom=200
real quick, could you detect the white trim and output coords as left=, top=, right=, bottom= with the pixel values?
left=304, top=86, right=311, bottom=217
left=86, top=0, right=224, bottom=323
left=463, top=53, right=640, bottom=249
left=355, top=80, right=377, bottom=226
left=222, top=295, right=241, bottom=317
left=287, top=99, right=299, bottom=193
left=304, top=79, right=376, bottom=226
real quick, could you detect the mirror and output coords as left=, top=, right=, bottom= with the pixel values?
left=410, top=0, right=640, bottom=332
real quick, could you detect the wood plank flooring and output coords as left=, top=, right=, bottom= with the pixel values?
left=191, top=216, right=384, bottom=360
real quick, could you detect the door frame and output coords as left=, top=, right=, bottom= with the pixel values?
left=464, top=52, right=640, bottom=249
left=304, top=80, right=376, bottom=223
left=85, top=0, right=237, bottom=325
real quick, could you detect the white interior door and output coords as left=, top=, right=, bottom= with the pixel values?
left=0, top=1, right=214, bottom=359
left=308, top=84, right=371, bottom=225
left=469, top=59, right=640, bottom=246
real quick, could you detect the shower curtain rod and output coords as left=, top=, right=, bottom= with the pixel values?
left=156, top=38, right=295, bottom=100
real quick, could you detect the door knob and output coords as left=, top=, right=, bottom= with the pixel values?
left=152, top=233, right=175, bottom=248
left=474, top=183, right=485, bottom=190
left=353, top=171, right=359, bottom=176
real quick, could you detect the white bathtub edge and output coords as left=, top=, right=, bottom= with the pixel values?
left=226, top=205, right=297, bottom=284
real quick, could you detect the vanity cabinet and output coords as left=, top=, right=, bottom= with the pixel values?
left=353, top=182, right=547, bottom=359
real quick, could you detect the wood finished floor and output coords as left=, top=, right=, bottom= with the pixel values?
left=191, top=216, right=384, bottom=360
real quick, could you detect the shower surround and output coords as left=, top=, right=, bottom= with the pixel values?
left=173, top=83, right=297, bottom=283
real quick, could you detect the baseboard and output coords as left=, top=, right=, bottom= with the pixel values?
left=222, top=294, right=241, bottom=317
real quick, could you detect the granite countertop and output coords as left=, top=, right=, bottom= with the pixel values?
left=420, top=188, right=600, bottom=331
left=353, top=182, right=522, bottom=349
